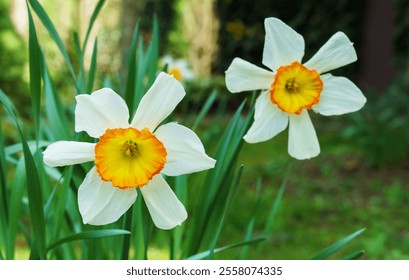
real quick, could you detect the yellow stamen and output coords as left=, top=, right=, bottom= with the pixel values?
left=270, top=61, right=323, bottom=114
left=94, top=128, right=167, bottom=189
left=168, top=67, right=183, bottom=81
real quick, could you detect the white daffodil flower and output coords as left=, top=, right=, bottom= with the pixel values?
left=225, top=17, right=367, bottom=160
left=162, top=55, right=195, bottom=82
left=43, top=72, right=216, bottom=229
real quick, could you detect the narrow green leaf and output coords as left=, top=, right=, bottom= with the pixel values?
left=73, top=32, right=86, bottom=92
left=146, top=15, right=159, bottom=88
left=186, top=101, right=248, bottom=255
left=186, top=237, right=265, bottom=260
left=6, top=157, right=26, bottom=259
left=311, top=228, right=366, bottom=260
left=47, top=230, right=130, bottom=251
left=27, top=5, right=42, bottom=143
left=342, top=250, right=365, bottom=260
left=239, top=178, right=262, bottom=259
left=81, top=0, right=106, bottom=52
left=134, top=39, right=147, bottom=110
left=207, top=165, right=244, bottom=259
left=120, top=208, right=133, bottom=260
left=27, top=0, right=79, bottom=92
left=170, top=175, right=188, bottom=260
left=42, top=56, right=69, bottom=140
left=192, top=90, right=218, bottom=131
left=0, top=90, right=46, bottom=260
left=86, top=39, right=98, bottom=93
left=124, top=22, right=140, bottom=113
left=0, top=117, right=8, bottom=257
left=263, top=164, right=292, bottom=236
left=132, top=190, right=148, bottom=260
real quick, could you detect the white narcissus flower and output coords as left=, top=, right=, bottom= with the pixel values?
left=225, top=17, right=367, bottom=160
left=162, top=55, right=195, bottom=82
left=43, top=72, right=216, bottom=229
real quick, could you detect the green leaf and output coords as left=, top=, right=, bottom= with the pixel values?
left=47, top=230, right=130, bottom=252
left=27, top=5, right=42, bottom=142
left=342, top=250, right=365, bottom=260
left=27, top=0, right=79, bottom=92
left=170, top=175, right=188, bottom=260
left=120, top=208, right=133, bottom=260
left=192, top=90, right=218, bottom=131
left=124, top=22, right=140, bottom=114
left=146, top=15, right=159, bottom=88
left=239, top=178, right=262, bottom=259
left=186, top=237, right=265, bottom=260
left=0, top=116, right=8, bottom=257
left=206, top=165, right=244, bottom=259
left=86, top=39, right=98, bottom=93
left=0, top=90, right=46, bottom=259
left=81, top=0, right=106, bottom=52
left=185, top=100, right=253, bottom=256
left=42, top=56, right=69, bottom=140
left=6, top=158, right=26, bottom=259
left=311, top=228, right=366, bottom=260
left=263, top=164, right=292, bottom=236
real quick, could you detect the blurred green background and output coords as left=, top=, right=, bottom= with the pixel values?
left=1, top=0, right=409, bottom=259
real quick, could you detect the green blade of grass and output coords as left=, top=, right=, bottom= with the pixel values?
left=73, top=32, right=86, bottom=92
left=0, top=117, right=8, bottom=258
left=342, top=250, right=365, bottom=260
left=47, top=229, right=130, bottom=252
left=132, top=192, right=147, bottom=260
left=185, top=101, right=246, bottom=255
left=120, top=207, right=133, bottom=260
left=0, top=90, right=46, bottom=259
left=27, top=4, right=42, bottom=143
left=239, top=178, right=262, bottom=259
left=27, top=0, right=79, bottom=92
left=146, top=15, right=159, bottom=88
left=134, top=39, right=147, bottom=110
left=170, top=175, right=188, bottom=260
left=86, top=39, right=98, bottom=93
left=186, top=237, right=265, bottom=260
left=5, top=157, right=26, bottom=259
left=310, top=228, right=366, bottom=260
left=42, top=55, right=69, bottom=140
left=206, top=165, right=244, bottom=259
left=81, top=0, right=106, bottom=52
left=192, top=90, right=218, bottom=131
left=263, top=164, right=292, bottom=236
left=124, top=22, right=140, bottom=113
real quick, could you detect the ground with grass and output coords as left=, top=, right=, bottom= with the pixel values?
left=206, top=115, right=409, bottom=260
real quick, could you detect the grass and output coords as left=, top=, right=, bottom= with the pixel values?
left=199, top=114, right=409, bottom=260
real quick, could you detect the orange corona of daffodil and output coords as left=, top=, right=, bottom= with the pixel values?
left=225, top=17, right=366, bottom=160
left=43, top=72, right=216, bottom=229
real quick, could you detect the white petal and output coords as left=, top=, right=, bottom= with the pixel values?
left=304, top=32, right=357, bottom=74
left=78, top=167, right=137, bottom=225
left=288, top=110, right=320, bottom=160
left=225, top=58, right=275, bottom=93
left=131, top=72, right=185, bottom=131
left=75, top=88, right=130, bottom=138
left=43, top=141, right=95, bottom=167
left=313, top=74, right=367, bottom=116
left=154, top=123, right=216, bottom=176
left=262, top=17, right=305, bottom=71
left=243, top=91, right=288, bottom=143
left=140, top=174, right=187, bottom=230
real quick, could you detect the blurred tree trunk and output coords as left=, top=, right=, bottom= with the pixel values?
left=183, top=0, right=219, bottom=77
left=120, top=0, right=147, bottom=81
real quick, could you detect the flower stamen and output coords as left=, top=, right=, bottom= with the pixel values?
left=95, top=128, right=167, bottom=189
left=270, top=61, right=323, bottom=114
